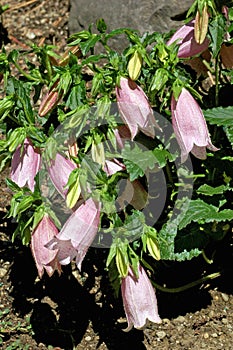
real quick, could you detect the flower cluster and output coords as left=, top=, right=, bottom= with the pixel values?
left=4, top=0, right=232, bottom=336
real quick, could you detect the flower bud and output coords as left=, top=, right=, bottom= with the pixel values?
left=194, top=4, right=209, bottom=45
left=39, top=81, right=62, bottom=117
left=128, top=51, right=142, bottom=81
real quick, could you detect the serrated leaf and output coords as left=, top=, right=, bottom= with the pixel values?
left=204, top=106, right=233, bottom=127
left=122, top=142, right=159, bottom=181
left=196, top=184, right=228, bottom=196
left=173, top=249, right=201, bottom=261
left=225, top=126, right=233, bottom=148
left=178, top=199, right=233, bottom=229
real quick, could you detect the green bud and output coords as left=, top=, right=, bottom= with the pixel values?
left=128, top=51, right=142, bottom=81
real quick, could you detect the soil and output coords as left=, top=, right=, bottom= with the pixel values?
left=0, top=1, right=233, bottom=349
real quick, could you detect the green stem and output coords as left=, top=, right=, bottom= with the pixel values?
left=45, top=53, right=53, bottom=81
left=13, top=61, right=41, bottom=82
left=215, top=53, right=220, bottom=107
left=165, top=163, right=173, bottom=185
left=202, top=249, right=213, bottom=264
left=151, top=271, right=220, bottom=293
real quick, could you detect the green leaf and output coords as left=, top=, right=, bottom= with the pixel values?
left=209, top=14, right=226, bottom=58
left=122, top=142, right=159, bottom=181
left=196, top=184, right=228, bottom=195
left=96, top=18, right=107, bottom=33
left=225, top=126, right=233, bottom=148
left=204, top=106, right=233, bottom=126
left=79, top=34, right=101, bottom=55
left=178, top=199, right=233, bottom=229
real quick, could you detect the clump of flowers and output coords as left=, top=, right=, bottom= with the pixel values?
left=0, top=0, right=233, bottom=337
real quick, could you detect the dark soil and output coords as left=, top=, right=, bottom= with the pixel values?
left=1, top=1, right=233, bottom=349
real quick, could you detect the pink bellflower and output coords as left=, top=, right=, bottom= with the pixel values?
left=31, top=214, right=62, bottom=278
left=46, top=197, right=101, bottom=270
left=121, top=264, right=161, bottom=331
left=116, top=77, right=160, bottom=140
left=10, top=138, right=41, bottom=192
left=167, top=20, right=209, bottom=58
left=47, top=153, right=76, bottom=199
left=171, top=88, right=218, bottom=163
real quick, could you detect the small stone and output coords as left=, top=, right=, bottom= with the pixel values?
left=163, top=318, right=171, bottom=325
left=174, top=315, right=186, bottom=323
left=0, top=268, right=7, bottom=278
left=203, top=332, right=209, bottom=339
left=208, top=310, right=215, bottom=318
left=221, top=293, right=229, bottom=302
left=222, top=318, right=228, bottom=325
left=26, top=31, right=36, bottom=40
left=156, top=331, right=166, bottom=339
left=211, top=333, right=218, bottom=338
left=85, top=336, right=92, bottom=341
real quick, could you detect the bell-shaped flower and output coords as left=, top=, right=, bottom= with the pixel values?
left=31, top=214, right=62, bottom=278
left=10, top=138, right=41, bottom=192
left=116, top=77, right=160, bottom=140
left=167, top=20, right=209, bottom=58
left=121, top=264, right=161, bottom=331
left=47, top=153, right=76, bottom=199
left=46, top=197, right=101, bottom=270
left=171, top=88, right=218, bottom=163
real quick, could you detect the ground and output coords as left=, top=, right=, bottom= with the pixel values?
left=0, top=1, right=233, bottom=349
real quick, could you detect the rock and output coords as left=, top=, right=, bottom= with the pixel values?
left=174, top=315, right=186, bottom=323
left=0, top=268, right=8, bottom=278
left=221, top=293, right=229, bottom=302
left=69, top=0, right=193, bottom=51
left=156, top=330, right=166, bottom=339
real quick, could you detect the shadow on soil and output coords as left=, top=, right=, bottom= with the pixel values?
left=1, top=210, right=233, bottom=350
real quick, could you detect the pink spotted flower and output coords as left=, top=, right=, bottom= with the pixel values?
left=171, top=87, right=218, bottom=163
left=116, top=77, right=160, bottom=140
left=46, top=197, right=101, bottom=270
left=121, top=264, right=161, bottom=331
left=10, top=138, right=41, bottom=192
left=31, top=214, right=62, bottom=278
left=167, top=20, right=209, bottom=58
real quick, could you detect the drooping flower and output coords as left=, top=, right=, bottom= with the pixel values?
left=10, top=138, right=41, bottom=192
left=167, top=20, right=209, bottom=58
left=121, top=264, right=161, bottom=331
left=46, top=197, right=101, bottom=270
left=116, top=77, right=160, bottom=140
left=171, top=88, right=218, bottom=163
left=31, top=214, right=62, bottom=278
left=47, top=153, right=76, bottom=199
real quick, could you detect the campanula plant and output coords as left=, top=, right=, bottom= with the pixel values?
left=0, top=0, right=233, bottom=336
